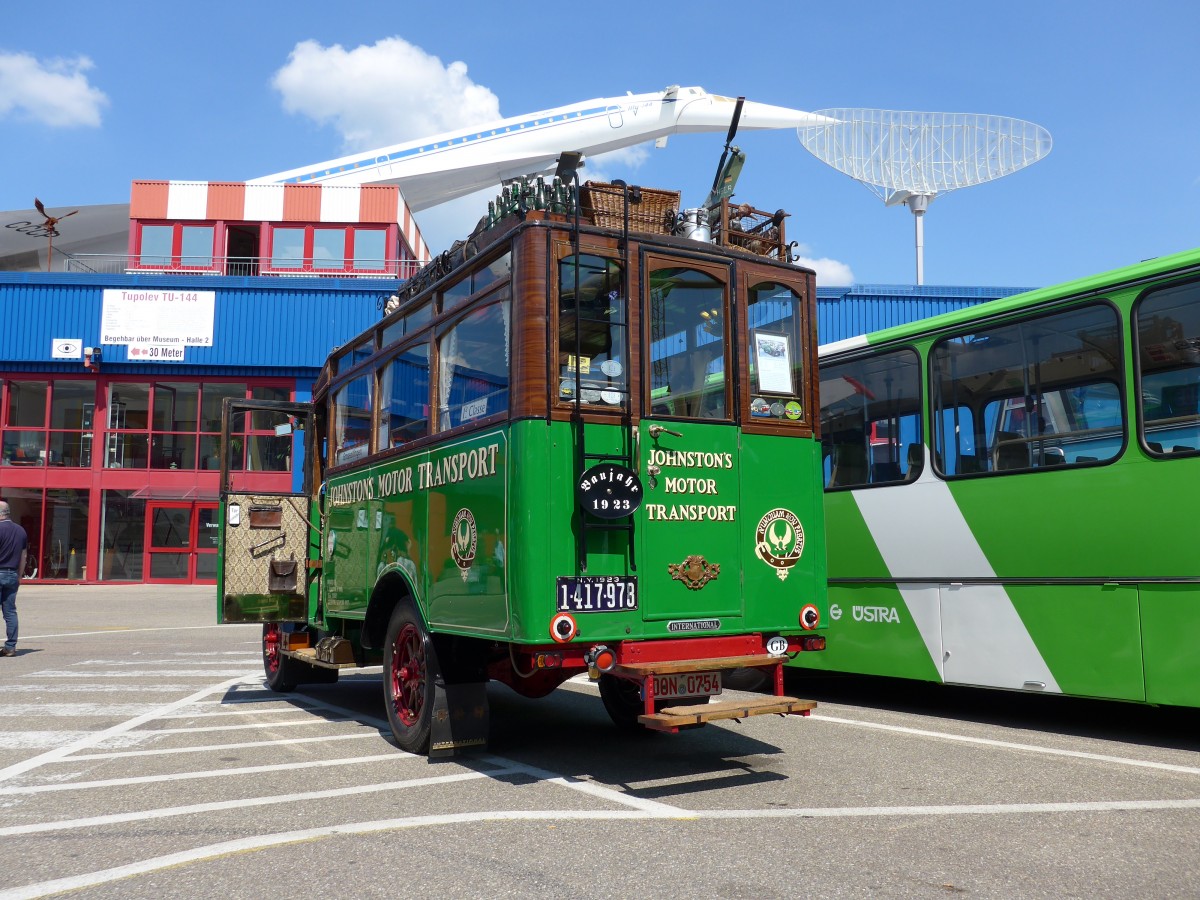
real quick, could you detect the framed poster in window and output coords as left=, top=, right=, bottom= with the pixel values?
left=753, top=330, right=793, bottom=394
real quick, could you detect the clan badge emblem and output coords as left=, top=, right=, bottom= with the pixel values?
left=754, top=508, right=805, bottom=581
left=450, top=508, right=478, bottom=581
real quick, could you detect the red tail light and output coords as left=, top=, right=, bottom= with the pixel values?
left=799, top=603, right=820, bottom=630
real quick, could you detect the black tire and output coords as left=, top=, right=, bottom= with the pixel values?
left=263, top=622, right=299, bottom=692
left=598, top=673, right=645, bottom=730
left=262, top=623, right=337, bottom=692
left=722, top=666, right=772, bottom=693
left=598, top=674, right=710, bottom=731
left=382, top=602, right=438, bottom=754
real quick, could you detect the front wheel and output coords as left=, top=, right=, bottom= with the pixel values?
left=382, top=602, right=437, bottom=754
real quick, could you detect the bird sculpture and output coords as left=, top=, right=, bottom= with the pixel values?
left=34, top=198, right=79, bottom=237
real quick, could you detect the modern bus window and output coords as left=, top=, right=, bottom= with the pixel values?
left=820, top=347, right=921, bottom=489
left=931, top=302, right=1123, bottom=475
left=379, top=342, right=430, bottom=448
left=332, top=374, right=374, bottom=466
left=1136, top=280, right=1200, bottom=455
left=747, top=282, right=806, bottom=423
left=436, top=299, right=511, bottom=431
left=557, top=254, right=627, bottom=407
left=647, top=267, right=729, bottom=419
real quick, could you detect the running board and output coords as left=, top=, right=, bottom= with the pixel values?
left=639, top=696, right=816, bottom=732
left=283, top=646, right=359, bottom=670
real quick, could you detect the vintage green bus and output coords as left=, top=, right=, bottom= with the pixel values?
left=218, top=179, right=828, bottom=754
left=800, top=246, right=1200, bottom=708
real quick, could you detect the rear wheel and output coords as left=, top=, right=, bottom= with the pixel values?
left=598, top=674, right=710, bottom=731
left=262, top=623, right=336, bottom=691
left=382, top=602, right=437, bottom=753
left=262, top=623, right=298, bottom=692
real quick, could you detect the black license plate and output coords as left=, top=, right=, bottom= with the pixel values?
left=555, top=576, right=638, bottom=613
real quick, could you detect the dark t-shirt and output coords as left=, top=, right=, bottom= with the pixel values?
left=0, top=519, right=28, bottom=570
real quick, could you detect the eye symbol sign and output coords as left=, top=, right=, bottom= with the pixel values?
left=53, top=340, right=82, bottom=358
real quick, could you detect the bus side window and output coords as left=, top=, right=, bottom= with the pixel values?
left=437, top=299, right=511, bottom=432
left=379, top=342, right=430, bottom=448
left=905, top=443, right=923, bottom=480
left=829, top=434, right=867, bottom=487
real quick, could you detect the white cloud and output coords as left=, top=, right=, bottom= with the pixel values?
left=0, top=51, right=108, bottom=127
left=272, top=38, right=501, bottom=150
left=791, top=244, right=855, bottom=285
left=582, top=143, right=652, bottom=181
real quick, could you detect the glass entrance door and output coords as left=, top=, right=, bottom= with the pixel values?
left=146, top=502, right=193, bottom=582
left=194, top=503, right=219, bottom=582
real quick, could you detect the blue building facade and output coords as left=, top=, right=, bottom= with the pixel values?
left=0, top=271, right=388, bottom=584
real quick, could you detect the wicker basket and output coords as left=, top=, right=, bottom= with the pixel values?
left=579, top=182, right=680, bottom=235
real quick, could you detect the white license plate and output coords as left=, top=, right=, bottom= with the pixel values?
left=651, top=672, right=722, bottom=700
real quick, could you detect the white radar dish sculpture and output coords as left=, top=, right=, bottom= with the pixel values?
left=797, top=109, right=1052, bottom=284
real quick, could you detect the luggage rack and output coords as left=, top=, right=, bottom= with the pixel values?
left=709, top=198, right=791, bottom=261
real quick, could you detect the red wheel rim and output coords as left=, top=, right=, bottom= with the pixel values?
left=264, top=624, right=282, bottom=675
left=389, top=622, right=426, bottom=726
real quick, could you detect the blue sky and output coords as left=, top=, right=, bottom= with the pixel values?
left=2, top=0, right=1197, bottom=288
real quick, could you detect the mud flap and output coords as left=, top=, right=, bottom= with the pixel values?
left=428, top=679, right=489, bottom=759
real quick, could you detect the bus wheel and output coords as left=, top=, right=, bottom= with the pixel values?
left=263, top=623, right=297, bottom=692
left=383, top=602, right=435, bottom=753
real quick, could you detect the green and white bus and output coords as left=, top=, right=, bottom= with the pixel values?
left=218, top=180, right=828, bottom=755
left=802, top=246, right=1200, bottom=708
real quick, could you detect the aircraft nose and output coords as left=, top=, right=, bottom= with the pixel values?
left=674, top=94, right=838, bottom=130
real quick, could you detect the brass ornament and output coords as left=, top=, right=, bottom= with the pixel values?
left=668, top=555, right=720, bottom=590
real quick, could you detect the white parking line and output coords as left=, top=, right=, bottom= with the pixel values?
left=19, top=624, right=259, bottom=640
left=65, top=732, right=386, bottom=761
left=0, top=676, right=256, bottom=783
left=0, top=704, right=171, bottom=718
left=2, top=685, right=228, bottom=694
left=7, top=798, right=1199, bottom=900
left=0, top=768, right=510, bottom=836
left=0, top=753, right=408, bottom=795
left=142, top=717, right=360, bottom=734
left=810, top=713, right=1200, bottom=777
left=30, top=670, right=258, bottom=678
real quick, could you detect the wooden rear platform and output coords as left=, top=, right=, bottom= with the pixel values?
left=639, top=696, right=816, bottom=732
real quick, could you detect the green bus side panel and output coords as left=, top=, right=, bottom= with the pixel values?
left=1007, top=584, right=1145, bottom=702
left=946, top=465, right=1157, bottom=580
left=1139, top=584, right=1200, bottom=707
left=823, top=493, right=892, bottom=579
left=423, top=431, right=509, bottom=633
left=739, top=432, right=826, bottom=632
left=537, top=420, right=645, bottom=643
left=795, top=493, right=935, bottom=678
left=639, top=422, right=743, bottom=621
left=799, top=583, right=942, bottom=681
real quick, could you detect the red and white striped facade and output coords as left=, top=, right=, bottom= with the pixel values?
left=130, top=180, right=430, bottom=263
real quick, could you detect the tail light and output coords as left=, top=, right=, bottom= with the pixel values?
left=788, top=634, right=826, bottom=652
left=586, top=645, right=616, bottom=672
left=550, top=613, right=577, bottom=643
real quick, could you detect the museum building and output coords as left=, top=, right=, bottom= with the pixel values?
left=0, top=180, right=426, bottom=585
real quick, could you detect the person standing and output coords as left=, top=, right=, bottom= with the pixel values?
left=0, top=500, right=28, bottom=657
